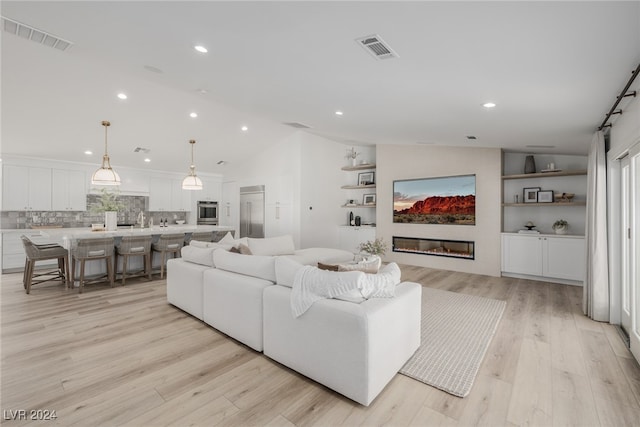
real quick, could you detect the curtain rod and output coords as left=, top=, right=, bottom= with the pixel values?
left=599, top=63, right=640, bottom=131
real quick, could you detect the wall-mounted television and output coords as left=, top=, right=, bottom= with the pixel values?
left=393, top=174, right=476, bottom=225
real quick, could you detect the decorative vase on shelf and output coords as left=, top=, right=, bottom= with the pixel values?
left=104, top=211, right=117, bottom=231
left=351, top=158, right=357, bottom=167
left=524, top=155, right=536, bottom=174
left=554, top=225, right=567, bottom=235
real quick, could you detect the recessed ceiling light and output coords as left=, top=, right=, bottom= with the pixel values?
left=84, top=150, right=93, bottom=155
left=335, top=111, right=344, bottom=116
left=241, top=126, right=248, bottom=131
left=197, top=89, right=208, bottom=94
left=190, top=112, right=198, bottom=118
left=144, top=158, right=151, bottom=163
left=482, top=102, right=496, bottom=108
left=194, top=45, right=208, bottom=53
left=117, top=93, right=128, bottom=100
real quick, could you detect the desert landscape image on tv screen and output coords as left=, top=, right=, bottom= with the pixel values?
left=393, top=174, right=476, bottom=225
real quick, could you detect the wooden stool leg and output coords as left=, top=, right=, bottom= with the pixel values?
left=146, top=253, right=152, bottom=280
left=160, top=252, right=166, bottom=279
left=79, top=260, right=85, bottom=294
left=122, top=255, right=128, bottom=285
left=25, top=259, right=34, bottom=294
left=23, top=258, right=29, bottom=289
left=72, top=258, right=76, bottom=289
left=107, top=256, right=114, bottom=287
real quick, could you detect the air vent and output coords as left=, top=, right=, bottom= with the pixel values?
left=2, top=16, right=73, bottom=51
left=355, top=34, right=398, bottom=60
left=134, top=147, right=151, bottom=153
left=466, top=136, right=477, bottom=140
left=216, top=160, right=227, bottom=165
left=283, top=122, right=311, bottom=129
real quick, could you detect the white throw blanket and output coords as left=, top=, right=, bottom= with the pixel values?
left=291, top=266, right=365, bottom=317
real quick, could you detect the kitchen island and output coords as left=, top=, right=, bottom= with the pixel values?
left=1, top=225, right=235, bottom=274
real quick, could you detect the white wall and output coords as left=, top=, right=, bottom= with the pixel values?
left=299, top=134, right=375, bottom=249
left=377, top=144, right=502, bottom=277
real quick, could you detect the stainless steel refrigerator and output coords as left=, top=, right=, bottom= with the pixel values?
left=239, top=185, right=265, bottom=238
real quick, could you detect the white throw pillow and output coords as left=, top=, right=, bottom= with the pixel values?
left=361, top=262, right=401, bottom=299
left=181, top=246, right=216, bottom=267
left=213, top=248, right=276, bottom=282
left=218, top=232, right=249, bottom=248
left=248, top=235, right=295, bottom=256
left=275, top=256, right=304, bottom=288
left=337, top=256, right=381, bottom=274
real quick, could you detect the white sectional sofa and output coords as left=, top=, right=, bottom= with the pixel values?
left=166, top=234, right=422, bottom=406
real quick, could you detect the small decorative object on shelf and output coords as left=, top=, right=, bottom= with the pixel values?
left=523, top=187, right=541, bottom=203
left=347, top=147, right=359, bottom=167
left=358, top=171, right=375, bottom=186
left=524, top=155, right=536, bottom=174
left=552, top=219, right=568, bottom=234
left=554, top=192, right=575, bottom=202
left=359, top=237, right=388, bottom=256
left=537, top=190, right=554, bottom=203
left=518, top=221, right=540, bottom=234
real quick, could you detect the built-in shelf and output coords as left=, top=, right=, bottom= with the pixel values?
left=341, top=204, right=376, bottom=208
left=502, top=202, right=587, bottom=207
left=502, top=170, right=587, bottom=180
left=341, top=163, right=376, bottom=171
left=341, top=184, right=376, bottom=190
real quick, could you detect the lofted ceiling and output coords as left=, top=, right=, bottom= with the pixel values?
left=1, top=1, right=639, bottom=174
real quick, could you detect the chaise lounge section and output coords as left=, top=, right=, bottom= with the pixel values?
left=166, top=234, right=422, bottom=405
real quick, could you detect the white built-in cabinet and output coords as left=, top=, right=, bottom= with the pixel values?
left=220, top=181, right=239, bottom=231
left=2, top=165, right=52, bottom=211
left=501, top=233, right=585, bottom=284
left=265, top=175, right=294, bottom=237
left=198, top=177, right=222, bottom=202
left=338, top=226, right=376, bottom=254
left=149, top=178, right=191, bottom=212
left=52, top=169, right=87, bottom=211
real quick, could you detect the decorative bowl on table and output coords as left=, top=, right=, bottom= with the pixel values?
left=91, top=223, right=104, bottom=231
left=175, top=220, right=186, bottom=225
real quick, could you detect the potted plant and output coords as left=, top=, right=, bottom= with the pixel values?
left=358, top=237, right=388, bottom=257
left=90, top=188, right=125, bottom=231
left=552, top=219, right=568, bottom=235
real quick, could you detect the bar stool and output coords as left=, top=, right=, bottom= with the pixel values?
left=152, top=233, right=185, bottom=279
left=188, top=231, right=214, bottom=243
left=114, top=235, right=152, bottom=285
left=20, top=235, right=70, bottom=294
left=71, top=237, right=115, bottom=293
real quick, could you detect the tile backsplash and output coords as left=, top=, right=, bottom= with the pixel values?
left=1, top=195, right=188, bottom=229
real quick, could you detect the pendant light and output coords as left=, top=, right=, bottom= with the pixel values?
left=182, top=139, right=203, bottom=190
left=91, top=120, right=121, bottom=186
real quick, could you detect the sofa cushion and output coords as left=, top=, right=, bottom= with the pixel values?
left=190, top=240, right=233, bottom=251
left=337, top=256, right=381, bottom=274
left=213, top=249, right=276, bottom=282
left=219, top=232, right=249, bottom=248
left=248, top=235, right=296, bottom=256
left=181, top=245, right=216, bottom=267
left=287, top=248, right=354, bottom=266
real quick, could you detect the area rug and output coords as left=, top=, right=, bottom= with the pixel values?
left=399, top=287, right=506, bottom=397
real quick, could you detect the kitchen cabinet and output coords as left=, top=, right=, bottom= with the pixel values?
left=52, top=169, right=87, bottom=211
left=501, top=233, right=585, bottom=283
left=149, top=178, right=191, bottom=212
left=2, top=165, right=52, bottom=211
left=199, top=177, right=222, bottom=202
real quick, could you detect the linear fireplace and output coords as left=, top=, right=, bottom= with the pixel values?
left=392, top=236, right=475, bottom=260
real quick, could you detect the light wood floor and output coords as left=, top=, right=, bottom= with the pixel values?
left=1, top=266, right=640, bottom=426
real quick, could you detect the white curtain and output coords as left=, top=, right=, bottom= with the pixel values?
left=584, top=131, right=610, bottom=321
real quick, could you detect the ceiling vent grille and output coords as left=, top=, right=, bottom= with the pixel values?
left=355, top=34, right=398, bottom=60
left=2, top=16, right=73, bottom=51
left=134, top=147, right=151, bottom=153
left=283, top=122, right=311, bottom=129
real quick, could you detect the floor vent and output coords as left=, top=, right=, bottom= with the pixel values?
left=2, top=16, right=73, bottom=51
left=355, top=34, right=398, bottom=60
left=283, top=122, right=311, bottom=129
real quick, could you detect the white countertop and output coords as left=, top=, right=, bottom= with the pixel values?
left=1, top=225, right=234, bottom=239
